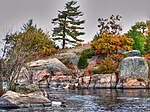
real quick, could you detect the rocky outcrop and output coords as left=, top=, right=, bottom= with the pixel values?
left=28, top=58, right=70, bottom=75
left=55, top=53, right=77, bottom=60
left=123, top=50, right=142, bottom=57
left=86, top=61, right=97, bottom=75
left=119, top=56, right=149, bottom=79
left=67, top=73, right=117, bottom=89
left=18, top=58, right=71, bottom=84
left=117, top=77, right=149, bottom=89
left=0, top=91, right=51, bottom=108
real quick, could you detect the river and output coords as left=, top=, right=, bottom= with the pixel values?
left=1, top=89, right=150, bottom=112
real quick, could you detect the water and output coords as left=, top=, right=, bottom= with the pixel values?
left=1, top=89, right=150, bottom=111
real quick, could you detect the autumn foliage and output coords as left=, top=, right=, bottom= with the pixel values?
left=91, top=33, right=134, bottom=56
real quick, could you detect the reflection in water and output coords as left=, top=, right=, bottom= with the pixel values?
left=1, top=89, right=150, bottom=112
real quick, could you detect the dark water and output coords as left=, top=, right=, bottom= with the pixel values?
left=1, top=89, right=150, bottom=112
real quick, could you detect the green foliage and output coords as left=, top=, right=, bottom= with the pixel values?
left=126, top=25, right=146, bottom=54
left=4, top=19, right=55, bottom=58
left=92, top=56, right=116, bottom=74
left=145, top=34, right=150, bottom=54
left=92, top=54, right=124, bottom=74
left=52, top=0, right=85, bottom=49
left=131, top=21, right=147, bottom=33
left=0, top=19, right=56, bottom=83
left=81, top=47, right=95, bottom=59
left=92, top=33, right=101, bottom=41
left=77, top=56, right=88, bottom=69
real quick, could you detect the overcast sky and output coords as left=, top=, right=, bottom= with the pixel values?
left=0, top=0, right=150, bottom=50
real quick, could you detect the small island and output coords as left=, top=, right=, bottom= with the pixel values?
left=0, top=0, right=150, bottom=111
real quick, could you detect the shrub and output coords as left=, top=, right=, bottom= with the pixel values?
left=92, top=56, right=116, bottom=74
left=145, top=34, right=150, bottom=54
left=92, top=54, right=124, bottom=74
left=77, top=56, right=88, bottom=69
left=91, top=33, right=134, bottom=57
left=81, top=47, right=95, bottom=59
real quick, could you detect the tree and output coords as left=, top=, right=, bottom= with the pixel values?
left=90, top=15, right=134, bottom=75
left=145, top=21, right=150, bottom=54
left=52, top=0, right=85, bottom=49
left=77, top=56, right=88, bottom=69
left=0, top=19, right=55, bottom=84
left=91, top=33, right=134, bottom=56
left=98, top=15, right=122, bottom=35
left=92, top=15, right=134, bottom=57
left=126, top=21, right=147, bottom=54
left=131, top=21, right=147, bottom=34
left=5, top=19, right=55, bottom=55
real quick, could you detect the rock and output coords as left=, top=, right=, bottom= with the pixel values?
left=116, top=77, right=149, bottom=89
left=55, top=53, right=77, bottom=60
left=0, top=97, right=19, bottom=108
left=123, top=50, right=142, bottom=57
left=79, top=76, right=91, bottom=84
left=15, top=84, right=41, bottom=94
left=77, top=74, right=117, bottom=89
left=119, top=56, right=149, bottom=79
left=51, top=101, right=62, bottom=106
left=86, top=61, right=97, bottom=75
left=29, top=58, right=70, bottom=75
left=19, top=58, right=71, bottom=84
left=1, top=91, right=51, bottom=107
left=87, top=56, right=98, bottom=63
left=69, top=56, right=80, bottom=65
left=51, top=76, right=72, bottom=82
left=32, top=70, right=51, bottom=84
left=97, top=74, right=117, bottom=83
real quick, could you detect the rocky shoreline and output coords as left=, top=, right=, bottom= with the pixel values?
left=0, top=49, right=150, bottom=110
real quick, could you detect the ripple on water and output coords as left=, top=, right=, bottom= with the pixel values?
left=67, top=95, right=100, bottom=101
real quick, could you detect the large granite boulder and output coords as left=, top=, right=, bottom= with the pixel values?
left=119, top=56, right=149, bottom=79
left=0, top=91, right=51, bottom=108
left=55, top=52, right=80, bottom=68
left=18, top=58, right=71, bottom=84
left=28, top=58, right=70, bottom=75
left=123, top=50, right=141, bottom=57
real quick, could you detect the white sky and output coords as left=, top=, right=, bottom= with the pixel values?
left=0, top=0, right=150, bottom=53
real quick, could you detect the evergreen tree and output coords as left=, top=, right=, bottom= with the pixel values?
left=52, top=0, right=85, bottom=49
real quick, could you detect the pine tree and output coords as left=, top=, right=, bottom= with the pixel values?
left=52, top=0, right=85, bottom=49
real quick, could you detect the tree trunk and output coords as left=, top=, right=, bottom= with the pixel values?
left=62, top=36, right=65, bottom=49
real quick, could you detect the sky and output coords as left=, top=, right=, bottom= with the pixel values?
left=0, top=0, right=150, bottom=52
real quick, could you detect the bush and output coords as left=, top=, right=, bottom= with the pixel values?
left=92, top=56, right=116, bottom=74
left=91, top=33, right=134, bottom=56
left=92, top=54, right=124, bottom=74
left=81, top=47, right=95, bottom=59
left=145, top=34, right=150, bottom=54
left=77, top=56, right=89, bottom=69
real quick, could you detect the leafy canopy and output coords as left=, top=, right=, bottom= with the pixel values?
left=4, top=19, right=55, bottom=57
left=126, top=21, right=147, bottom=54
left=92, top=15, right=134, bottom=57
